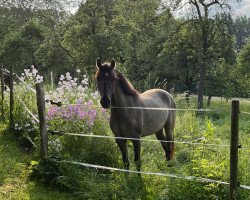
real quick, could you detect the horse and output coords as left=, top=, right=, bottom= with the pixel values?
left=95, top=58, right=176, bottom=170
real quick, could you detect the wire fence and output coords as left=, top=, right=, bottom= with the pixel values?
left=58, top=160, right=250, bottom=190
left=1, top=67, right=250, bottom=195
left=57, top=132, right=231, bottom=148
left=45, top=101, right=250, bottom=115
left=15, top=94, right=39, bottom=123
left=241, top=111, right=250, bottom=115
left=15, top=74, right=37, bottom=94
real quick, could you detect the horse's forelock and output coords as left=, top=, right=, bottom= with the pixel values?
left=95, top=65, right=117, bottom=79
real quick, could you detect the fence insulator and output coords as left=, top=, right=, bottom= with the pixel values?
left=48, top=130, right=64, bottom=136
left=46, top=99, right=62, bottom=107
left=238, top=145, right=242, bottom=149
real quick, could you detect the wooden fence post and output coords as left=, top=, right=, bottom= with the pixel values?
left=0, top=65, right=4, bottom=120
left=36, top=82, right=48, bottom=160
left=50, top=70, right=54, bottom=91
left=230, top=100, right=240, bottom=200
left=9, top=66, right=14, bottom=129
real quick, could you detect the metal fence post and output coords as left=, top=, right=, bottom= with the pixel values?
left=36, top=82, right=48, bottom=159
left=230, top=100, right=240, bottom=200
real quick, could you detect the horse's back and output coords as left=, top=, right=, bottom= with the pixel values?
left=139, top=89, right=175, bottom=108
left=138, top=89, right=175, bottom=136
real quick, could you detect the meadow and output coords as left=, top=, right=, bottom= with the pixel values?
left=0, top=67, right=249, bottom=200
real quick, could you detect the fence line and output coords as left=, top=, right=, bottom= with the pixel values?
left=2, top=69, right=249, bottom=198
left=46, top=101, right=231, bottom=113
left=15, top=74, right=37, bottom=94
left=16, top=94, right=39, bottom=123
left=0, top=68, right=36, bottom=94
left=241, top=111, right=250, bottom=115
left=58, top=160, right=250, bottom=190
left=0, top=68, right=10, bottom=74
left=111, top=106, right=215, bottom=112
left=56, top=132, right=230, bottom=148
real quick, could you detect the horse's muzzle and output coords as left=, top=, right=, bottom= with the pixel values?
left=100, top=96, right=111, bottom=109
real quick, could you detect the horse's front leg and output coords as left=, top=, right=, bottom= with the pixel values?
left=131, top=139, right=141, bottom=171
left=116, top=138, right=129, bottom=169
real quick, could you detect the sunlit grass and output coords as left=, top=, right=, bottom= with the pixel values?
left=1, top=68, right=250, bottom=200
left=0, top=123, right=74, bottom=200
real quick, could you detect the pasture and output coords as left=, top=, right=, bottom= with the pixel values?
left=0, top=68, right=249, bottom=200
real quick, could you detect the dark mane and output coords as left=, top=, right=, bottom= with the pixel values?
left=95, top=62, right=139, bottom=96
left=116, top=71, right=139, bottom=96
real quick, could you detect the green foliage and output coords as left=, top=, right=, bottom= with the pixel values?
left=234, top=39, right=250, bottom=98
left=0, top=1, right=250, bottom=198
left=2, top=84, right=250, bottom=199
left=233, top=16, right=250, bottom=51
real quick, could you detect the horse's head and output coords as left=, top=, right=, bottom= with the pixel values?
left=95, top=58, right=117, bottom=109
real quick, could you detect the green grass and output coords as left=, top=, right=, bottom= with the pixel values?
left=0, top=122, right=74, bottom=200
left=1, top=96, right=250, bottom=200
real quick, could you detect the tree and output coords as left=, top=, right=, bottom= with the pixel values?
left=169, top=0, right=241, bottom=109
left=233, top=16, right=250, bottom=52
left=234, top=39, right=250, bottom=98
left=0, top=20, right=45, bottom=72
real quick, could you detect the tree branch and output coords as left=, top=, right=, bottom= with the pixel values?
left=191, top=0, right=202, bottom=20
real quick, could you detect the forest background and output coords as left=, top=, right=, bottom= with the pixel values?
left=0, top=0, right=249, bottom=108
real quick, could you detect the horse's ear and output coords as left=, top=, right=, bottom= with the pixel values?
left=96, top=58, right=102, bottom=69
left=111, top=59, right=115, bottom=70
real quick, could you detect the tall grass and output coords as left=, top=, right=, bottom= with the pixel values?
left=2, top=67, right=250, bottom=200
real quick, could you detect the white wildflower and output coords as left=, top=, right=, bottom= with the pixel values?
left=66, top=75, right=72, bottom=81
left=32, top=68, right=38, bottom=75
left=35, top=75, right=43, bottom=83
left=92, top=91, right=99, bottom=99
left=60, top=75, right=65, bottom=81
left=15, top=124, right=19, bottom=130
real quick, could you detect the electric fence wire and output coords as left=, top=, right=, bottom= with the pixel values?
left=57, top=132, right=231, bottom=148
left=15, top=74, right=36, bottom=94
left=15, top=94, right=39, bottom=123
left=241, top=111, right=250, bottom=115
left=57, top=160, right=250, bottom=190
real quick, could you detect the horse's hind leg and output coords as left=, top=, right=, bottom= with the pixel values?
left=155, top=129, right=170, bottom=161
left=164, top=116, right=175, bottom=161
left=116, top=138, right=129, bottom=169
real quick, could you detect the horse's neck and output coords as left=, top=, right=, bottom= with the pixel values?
left=111, top=81, right=138, bottom=107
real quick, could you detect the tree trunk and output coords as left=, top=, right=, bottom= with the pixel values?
left=207, top=95, right=212, bottom=106
left=198, top=64, right=205, bottom=109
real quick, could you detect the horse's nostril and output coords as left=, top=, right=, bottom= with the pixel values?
left=100, top=96, right=110, bottom=109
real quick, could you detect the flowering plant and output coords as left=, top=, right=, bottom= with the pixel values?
left=12, top=66, right=41, bottom=147
left=45, top=70, right=111, bottom=156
